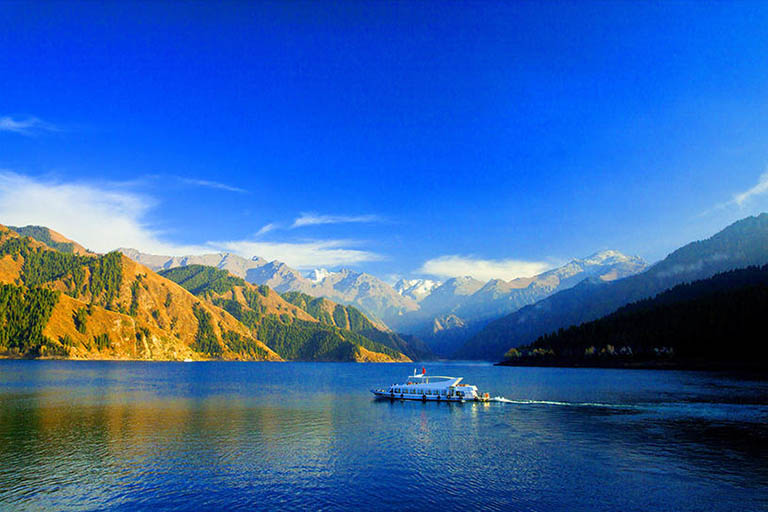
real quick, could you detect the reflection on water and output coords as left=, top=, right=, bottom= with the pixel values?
left=0, top=361, right=766, bottom=511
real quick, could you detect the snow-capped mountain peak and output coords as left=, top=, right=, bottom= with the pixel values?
left=394, top=278, right=442, bottom=301
left=583, top=250, right=634, bottom=265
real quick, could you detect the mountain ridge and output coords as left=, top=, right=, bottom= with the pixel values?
left=120, top=246, right=646, bottom=358
left=501, top=264, right=768, bottom=370
left=459, top=213, right=768, bottom=360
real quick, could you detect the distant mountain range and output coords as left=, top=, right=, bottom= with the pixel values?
left=120, top=247, right=646, bottom=357
left=458, top=213, right=768, bottom=360
left=386, top=250, right=647, bottom=356
left=7, top=214, right=768, bottom=364
left=119, top=248, right=420, bottom=324
left=157, top=265, right=416, bottom=362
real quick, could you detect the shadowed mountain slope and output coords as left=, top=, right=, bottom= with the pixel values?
left=460, top=213, right=768, bottom=360
left=502, top=264, right=768, bottom=370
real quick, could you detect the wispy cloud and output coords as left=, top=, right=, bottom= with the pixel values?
left=732, top=171, right=768, bottom=207
left=418, top=255, right=552, bottom=281
left=291, top=212, right=381, bottom=228
left=0, top=171, right=381, bottom=268
left=700, top=170, right=768, bottom=218
left=0, top=116, right=58, bottom=136
left=255, top=223, right=279, bottom=236
left=180, top=178, right=248, bottom=194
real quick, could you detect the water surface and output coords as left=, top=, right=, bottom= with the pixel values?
left=0, top=361, right=766, bottom=511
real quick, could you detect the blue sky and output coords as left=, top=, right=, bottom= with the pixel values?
left=2, top=1, right=768, bottom=281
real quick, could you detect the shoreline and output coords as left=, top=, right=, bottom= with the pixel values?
left=495, top=358, right=768, bottom=373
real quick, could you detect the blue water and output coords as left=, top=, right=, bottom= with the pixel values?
left=0, top=361, right=766, bottom=511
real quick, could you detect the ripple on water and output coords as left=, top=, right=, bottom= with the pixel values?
left=0, top=361, right=766, bottom=511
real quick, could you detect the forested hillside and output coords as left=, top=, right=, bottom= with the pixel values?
left=281, top=291, right=435, bottom=360
left=501, top=265, right=768, bottom=369
left=160, top=265, right=410, bottom=362
left=0, top=225, right=280, bottom=361
left=462, top=214, right=768, bottom=360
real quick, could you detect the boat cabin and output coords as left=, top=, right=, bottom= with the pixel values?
left=386, top=373, right=478, bottom=400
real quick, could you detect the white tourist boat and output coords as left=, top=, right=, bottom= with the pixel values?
left=371, top=368, right=490, bottom=402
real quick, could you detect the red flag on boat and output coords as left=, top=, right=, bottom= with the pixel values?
left=422, top=367, right=426, bottom=374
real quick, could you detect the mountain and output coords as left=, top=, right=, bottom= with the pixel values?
left=119, top=247, right=646, bottom=359
left=119, top=248, right=271, bottom=279
left=120, top=249, right=419, bottom=325
left=453, top=250, right=647, bottom=321
left=9, top=225, right=92, bottom=256
left=460, top=213, right=768, bottom=360
left=393, top=278, right=441, bottom=301
left=280, top=291, right=434, bottom=361
left=1, top=225, right=407, bottom=363
left=158, top=265, right=410, bottom=362
left=388, top=250, right=646, bottom=356
left=0, top=225, right=281, bottom=361
left=501, top=264, right=768, bottom=370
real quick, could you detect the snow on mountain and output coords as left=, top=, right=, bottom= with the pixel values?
left=119, top=249, right=419, bottom=324
left=120, top=247, right=646, bottom=356
left=393, top=278, right=442, bottom=301
left=385, top=250, right=648, bottom=356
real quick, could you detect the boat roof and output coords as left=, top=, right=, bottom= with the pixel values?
left=408, top=374, right=456, bottom=380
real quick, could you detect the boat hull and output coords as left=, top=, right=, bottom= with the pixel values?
left=371, top=390, right=488, bottom=402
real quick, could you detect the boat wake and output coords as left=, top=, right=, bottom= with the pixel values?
left=488, top=397, right=637, bottom=409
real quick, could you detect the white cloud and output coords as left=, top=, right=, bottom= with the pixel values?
left=180, top=178, right=248, bottom=194
left=0, top=171, right=382, bottom=268
left=418, top=255, right=552, bottom=281
left=732, top=171, right=768, bottom=207
left=0, top=116, right=57, bottom=136
left=291, top=212, right=381, bottom=228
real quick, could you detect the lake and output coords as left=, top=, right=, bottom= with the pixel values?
left=0, top=360, right=766, bottom=511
